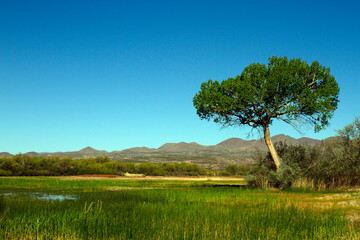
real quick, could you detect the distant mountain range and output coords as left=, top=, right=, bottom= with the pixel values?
left=0, top=134, right=335, bottom=170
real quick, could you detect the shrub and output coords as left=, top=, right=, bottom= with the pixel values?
left=247, top=117, right=360, bottom=189
left=225, top=164, right=239, bottom=175
left=245, top=166, right=270, bottom=188
left=0, top=155, right=212, bottom=177
left=0, top=169, right=12, bottom=176
left=247, top=143, right=307, bottom=189
left=219, top=170, right=231, bottom=176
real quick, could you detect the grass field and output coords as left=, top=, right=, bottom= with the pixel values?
left=0, top=176, right=359, bottom=239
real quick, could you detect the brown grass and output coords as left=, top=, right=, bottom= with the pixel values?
left=65, top=174, right=245, bottom=181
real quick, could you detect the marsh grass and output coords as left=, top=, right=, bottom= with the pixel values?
left=0, top=177, right=359, bottom=239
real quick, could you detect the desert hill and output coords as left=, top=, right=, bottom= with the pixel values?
left=0, top=134, right=328, bottom=170
left=158, top=142, right=206, bottom=152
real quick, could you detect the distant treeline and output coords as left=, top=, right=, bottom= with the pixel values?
left=0, top=155, right=251, bottom=176
left=0, top=155, right=218, bottom=176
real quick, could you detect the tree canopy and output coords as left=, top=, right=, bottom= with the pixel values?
left=193, top=56, right=339, bottom=169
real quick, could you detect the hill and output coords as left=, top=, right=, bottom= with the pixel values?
left=0, top=134, right=327, bottom=170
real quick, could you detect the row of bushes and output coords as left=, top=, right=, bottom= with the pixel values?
left=247, top=117, right=360, bottom=189
left=0, top=155, right=215, bottom=176
left=219, top=165, right=251, bottom=176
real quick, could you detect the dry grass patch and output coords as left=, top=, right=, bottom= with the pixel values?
left=299, top=190, right=360, bottom=222
left=106, top=186, right=165, bottom=191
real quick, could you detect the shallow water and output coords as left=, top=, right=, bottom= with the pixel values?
left=0, top=192, right=78, bottom=201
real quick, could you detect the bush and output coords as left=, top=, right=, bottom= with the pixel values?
left=247, top=118, right=360, bottom=189
left=245, top=166, right=270, bottom=188
left=225, top=164, right=238, bottom=175
left=219, top=170, right=231, bottom=176
left=247, top=143, right=308, bottom=189
left=237, top=165, right=251, bottom=175
left=0, top=155, right=214, bottom=177
left=0, top=169, right=12, bottom=176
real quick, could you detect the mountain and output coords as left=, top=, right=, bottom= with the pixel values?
left=158, top=142, right=206, bottom=152
left=0, top=134, right=330, bottom=170
left=255, top=134, right=321, bottom=149
left=216, top=138, right=258, bottom=151
left=216, top=138, right=249, bottom=149
left=79, top=147, right=106, bottom=154
left=323, top=136, right=342, bottom=144
left=117, top=147, right=156, bottom=154
left=0, top=152, right=12, bottom=157
left=297, top=137, right=322, bottom=146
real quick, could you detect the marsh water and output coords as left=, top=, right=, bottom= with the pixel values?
left=0, top=191, right=78, bottom=201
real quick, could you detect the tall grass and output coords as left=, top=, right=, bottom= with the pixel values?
left=0, top=177, right=359, bottom=239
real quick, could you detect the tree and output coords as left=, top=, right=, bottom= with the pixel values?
left=336, top=116, right=360, bottom=172
left=225, top=164, right=239, bottom=175
left=193, top=56, right=339, bottom=170
left=337, top=116, right=360, bottom=141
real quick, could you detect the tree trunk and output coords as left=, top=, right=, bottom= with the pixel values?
left=263, top=125, right=282, bottom=170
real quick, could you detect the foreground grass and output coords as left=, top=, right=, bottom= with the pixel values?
left=0, top=177, right=359, bottom=239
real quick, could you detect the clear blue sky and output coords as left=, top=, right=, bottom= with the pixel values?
left=1, top=0, right=359, bottom=154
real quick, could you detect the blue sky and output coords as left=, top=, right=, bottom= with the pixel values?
left=1, top=0, right=359, bottom=154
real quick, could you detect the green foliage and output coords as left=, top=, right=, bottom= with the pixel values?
left=193, top=56, right=339, bottom=132
left=236, top=165, right=251, bottom=175
left=337, top=116, right=360, bottom=140
left=309, top=117, right=360, bottom=187
left=223, top=164, right=251, bottom=176
left=194, top=56, right=339, bottom=170
left=245, top=166, right=271, bottom=189
left=249, top=160, right=301, bottom=190
left=0, top=155, right=211, bottom=176
left=94, top=156, right=110, bottom=164
left=225, top=164, right=238, bottom=175
left=0, top=169, right=12, bottom=176
left=218, top=170, right=231, bottom=176
left=248, top=117, right=360, bottom=189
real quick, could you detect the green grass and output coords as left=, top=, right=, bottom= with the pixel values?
left=0, top=177, right=359, bottom=239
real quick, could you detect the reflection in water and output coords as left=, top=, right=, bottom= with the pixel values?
left=0, top=192, right=77, bottom=201
left=34, top=193, right=77, bottom=200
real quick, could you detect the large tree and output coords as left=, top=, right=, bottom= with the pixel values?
left=193, top=56, right=339, bottom=170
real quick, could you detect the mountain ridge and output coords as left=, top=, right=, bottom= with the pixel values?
left=0, top=134, right=327, bottom=156
left=0, top=134, right=334, bottom=170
